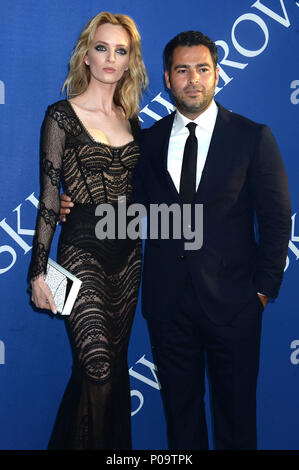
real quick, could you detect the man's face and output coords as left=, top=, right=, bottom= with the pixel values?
left=165, top=45, right=219, bottom=119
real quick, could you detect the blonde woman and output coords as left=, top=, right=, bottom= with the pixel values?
left=29, top=12, right=148, bottom=449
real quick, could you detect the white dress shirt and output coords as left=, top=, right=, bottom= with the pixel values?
left=167, top=100, right=218, bottom=192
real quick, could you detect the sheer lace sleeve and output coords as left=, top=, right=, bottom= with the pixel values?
left=28, top=106, right=65, bottom=281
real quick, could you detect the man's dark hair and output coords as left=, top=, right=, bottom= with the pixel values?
left=163, top=30, right=218, bottom=74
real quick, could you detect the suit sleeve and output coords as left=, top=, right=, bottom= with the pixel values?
left=250, top=125, right=291, bottom=298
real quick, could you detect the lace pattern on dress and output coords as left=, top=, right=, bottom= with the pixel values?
left=42, top=156, right=61, bottom=188
left=38, top=201, right=59, bottom=229
left=29, top=241, right=48, bottom=281
left=48, top=107, right=82, bottom=136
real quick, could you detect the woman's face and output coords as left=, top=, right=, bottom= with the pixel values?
left=85, top=23, right=131, bottom=86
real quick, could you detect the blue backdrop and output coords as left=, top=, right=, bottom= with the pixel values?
left=0, top=0, right=298, bottom=450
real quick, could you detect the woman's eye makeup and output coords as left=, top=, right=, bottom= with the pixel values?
left=95, top=44, right=106, bottom=51
left=94, top=44, right=128, bottom=55
left=116, top=48, right=127, bottom=55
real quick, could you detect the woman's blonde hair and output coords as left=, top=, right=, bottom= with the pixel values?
left=62, top=12, right=148, bottom=118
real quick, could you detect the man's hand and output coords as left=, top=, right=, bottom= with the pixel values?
left=60, top=193, right=74, bottom=222
left=257, top=293, right=268, bottom=309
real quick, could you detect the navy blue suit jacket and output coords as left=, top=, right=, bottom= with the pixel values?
left=132, top=103, right=291, bottom=325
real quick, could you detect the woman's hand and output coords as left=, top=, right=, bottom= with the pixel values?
left=31, top=275, right=57, bottom=314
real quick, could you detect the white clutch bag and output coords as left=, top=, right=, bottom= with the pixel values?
left=44, top=258, right=82, bottom=315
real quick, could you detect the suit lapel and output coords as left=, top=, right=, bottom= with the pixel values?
left=195, top=103, right=232, bottom=202
left=152, top=112, right=180, bottom=202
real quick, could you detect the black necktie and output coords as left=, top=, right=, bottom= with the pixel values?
left=179, top=122, right=198, bottom=204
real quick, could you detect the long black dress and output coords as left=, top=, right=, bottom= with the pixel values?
left=29, top=100, right=142, bottom=449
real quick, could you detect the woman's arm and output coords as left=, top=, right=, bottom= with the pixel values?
left=29, top=106, right=65, bottom=313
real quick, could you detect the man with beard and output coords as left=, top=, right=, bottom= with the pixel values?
left=131, top=30, right=291, bottom=450
left=60, top=31, right=291, bottom=449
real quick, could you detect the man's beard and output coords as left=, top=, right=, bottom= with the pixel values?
left=171, top=81, right=216, bottom=117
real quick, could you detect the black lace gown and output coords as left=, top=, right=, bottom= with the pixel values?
left=29, top=100, right=142, bottom=450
